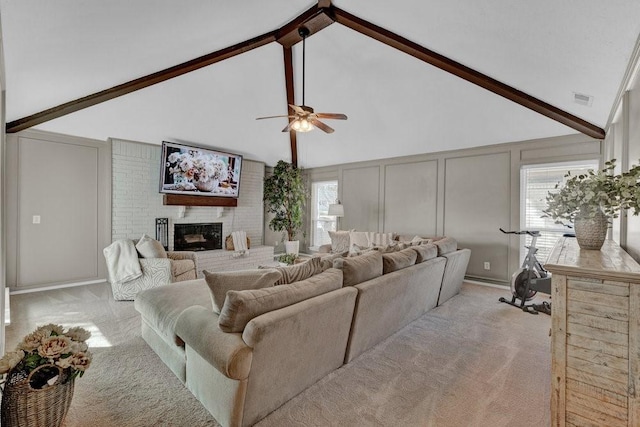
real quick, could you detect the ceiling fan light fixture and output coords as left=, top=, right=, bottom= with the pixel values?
left=291, top=118, right=313, bottom=132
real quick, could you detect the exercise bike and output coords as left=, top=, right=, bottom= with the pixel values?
left=499, top=228, right=552, bottom=315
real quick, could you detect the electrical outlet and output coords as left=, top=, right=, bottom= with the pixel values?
left=483, top=261, right=491, bottom=270
left=32, top=215, right=41, bottom=224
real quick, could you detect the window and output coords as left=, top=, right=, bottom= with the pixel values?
left=520, top=160, right=599, bottom=263
left=310, top=181, right=338, bottom=249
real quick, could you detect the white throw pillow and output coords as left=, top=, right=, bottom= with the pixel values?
left=367, top=232, right=394, bottom=247
left=135, top=234, right=167, bottom=259
left=349, top=231, right=371, bottom=248
left=328, top=230, right=350, bottom=253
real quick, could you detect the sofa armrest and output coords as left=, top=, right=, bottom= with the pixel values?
left=317, top=244, right=332, bottom=254
left=167, top=251, right=197, bottom=262
left=175, top=306, right=252, bottom=380
left=138, top=258, right=172, bottom=281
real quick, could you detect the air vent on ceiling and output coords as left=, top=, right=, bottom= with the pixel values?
left=573, top=92, right=593, bottom=106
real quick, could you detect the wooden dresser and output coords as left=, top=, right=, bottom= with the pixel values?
left=545, top=237, right=640, bottom=426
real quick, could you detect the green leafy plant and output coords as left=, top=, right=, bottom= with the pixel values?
left=264, top=160, right=308, bottom=242
left=543, top=159, right=640, bottom=224
left=277, top=253, right=298, bottom=265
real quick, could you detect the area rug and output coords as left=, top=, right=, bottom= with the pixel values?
left=5, top=282, right=551, bottom=426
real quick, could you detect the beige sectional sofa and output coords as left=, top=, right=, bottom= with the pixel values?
left=134, top=237, right=470, bottom=427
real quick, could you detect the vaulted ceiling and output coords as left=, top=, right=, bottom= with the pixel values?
left=1, top=1, right=639, bottom=168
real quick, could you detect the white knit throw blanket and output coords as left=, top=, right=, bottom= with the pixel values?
left=232, top=231, right=248, bottom=254
left=103, top=239, right=142, bottom=284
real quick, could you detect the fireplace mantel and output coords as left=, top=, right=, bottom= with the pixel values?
left=163, top=194, right=238, bottom=207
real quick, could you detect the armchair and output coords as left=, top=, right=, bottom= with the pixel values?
left=104, top=236, right=198, bottom=301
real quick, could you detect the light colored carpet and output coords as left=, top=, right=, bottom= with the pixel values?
left=5, top=282, right=551, bottom=426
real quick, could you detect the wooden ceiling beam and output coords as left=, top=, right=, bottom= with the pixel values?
left=276, top=7, right=335, bottom=48
left=332, top=6, right=606, bottom=140
left=6, top=31, right=277, bottom=133
left=283, top=46, right=298, bottom=167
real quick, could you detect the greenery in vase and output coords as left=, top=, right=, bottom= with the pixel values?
left=543, top=159, right=640, bottom=225
left=264, top=160, right=308, bottom=242
left=277, top=253, right=299, bottom=265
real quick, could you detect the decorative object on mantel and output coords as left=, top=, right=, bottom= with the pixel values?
left=263, top=160, right=308, bottom=256
left=0, top=324, right=92, bottom=427
left=543, top=159, right=640, bottom=250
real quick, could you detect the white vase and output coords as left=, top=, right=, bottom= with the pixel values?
left=195, top=178, right=218, bottom=192
left=284, top=240, right=299, bottom=255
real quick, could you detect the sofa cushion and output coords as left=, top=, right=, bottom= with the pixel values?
left=271, top=256, right=323, bottom=285
left=411, top=243, right=438, bottom=263
left=204, top=269, right=282, bottom=314
left=434, top=237, right=458, bottom=255
left=328, top=230, right=351, bottom=253
left=333, top=250, right=383, bottom=287
left=382, top=248, right=418, bottom=274
left=218, top=268, right=344, bottom=333
left=136, top=234, right=167, bottom=259
left=134, top=278, right=210, bottom=346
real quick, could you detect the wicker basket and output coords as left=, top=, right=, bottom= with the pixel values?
left=225, top=235, right=251, bottom=251
left=1, top=365, right=75, bottom=427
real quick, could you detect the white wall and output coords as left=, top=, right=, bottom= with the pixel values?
left=111, top=139, right=266, bottom=249
left=305, top=134, right=602, bottom=284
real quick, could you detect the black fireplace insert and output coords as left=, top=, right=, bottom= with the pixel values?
left=174, top=223, right=222, bottom=251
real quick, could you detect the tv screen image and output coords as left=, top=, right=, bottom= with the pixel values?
left=159, top=141, right=242, bottom=198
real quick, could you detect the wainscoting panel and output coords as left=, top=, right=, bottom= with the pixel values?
left=444, top=152, right=510, bottom=281
left=341, top=166, right=380, bottom=232
left=383, top=160, right=437, bottom=236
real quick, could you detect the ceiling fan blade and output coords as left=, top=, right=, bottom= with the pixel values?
left=309, top=118, right=334, bottom=134
left=281, top=121, right=295, bottom=132
left=316, top=113, right=348, bottom=120
left=256, top=115, right=295, bottom=120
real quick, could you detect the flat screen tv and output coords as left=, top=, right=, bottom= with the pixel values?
left=159, top=141, right=242, bottom=198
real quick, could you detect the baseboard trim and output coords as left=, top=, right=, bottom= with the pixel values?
left=10, top=279, right=107, bottom=295
left=464, top=278, right=508, bottom=290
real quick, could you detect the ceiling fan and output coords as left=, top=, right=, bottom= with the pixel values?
left=256, top=27, right=347, bottom=134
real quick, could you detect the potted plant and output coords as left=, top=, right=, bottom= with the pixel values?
left=0, top=324, right=92, bottom=427
left=543, top=159, right=640, bottom=249
left=263, top=160, right=308, bottom=255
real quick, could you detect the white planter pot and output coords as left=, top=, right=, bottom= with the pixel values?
left=284, top=240, right=299, bottom=255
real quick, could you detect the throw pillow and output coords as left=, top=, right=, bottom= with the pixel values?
left=367, top=232, right=394, bottom=247
left=382, top=248, right=418, bottom=274
left=434, top=237, right=458, bottom=255
left=411, top=243, right=438, bottom=263
left=218, top=268, right=343, bottom=333
left=349, top=231, right=370, bottom=248
left=328, top=230, right=351, bottom=253
left=333, top=250, right=383, bottom=286
left=204, top=269, right=282, bottom=314
left=272, top=256, right=323, bottom=285
left=319, top=251, right=348, bottom=271
left=135, top=234, right=167, bottom=259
